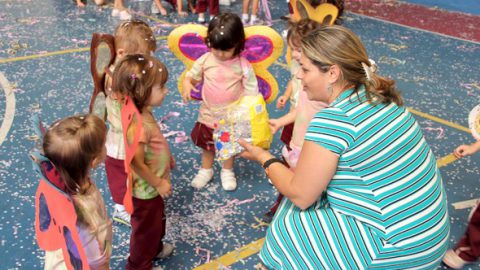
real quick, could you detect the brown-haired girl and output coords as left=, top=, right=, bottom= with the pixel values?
left=112, top=54, right=174, bottom=270
left=43, top=114, right=112, bottom=270
left=104, top=19, right=157, bottom=227
left=182, top=12, right=259, bottom=191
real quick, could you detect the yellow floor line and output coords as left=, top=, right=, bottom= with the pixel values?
left=408, top=107, right=470, bottom=133
left=193, top=238, right=265, bottom=269
left=437, top=153, right=458, bottom=168
left=0, top=36, right=167, bottom=64
left=136, top=14, right=173, bottom=26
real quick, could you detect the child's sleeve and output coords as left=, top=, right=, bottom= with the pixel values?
left=186, top=53, right=208, bottom=81
left=240, top=57, right=259, bottom=96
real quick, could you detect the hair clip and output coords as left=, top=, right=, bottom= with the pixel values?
left=220, top=32, right=224, bottom=35
left=148, top=61, right=154, bottom=68
left=130, top=73, right=137, bottom=81
left=361, top=59, right=377, bottom=82
left=221, top=25, right=224, bottom=29
left=138, top=57, right=144, bottom=61
left=142, top=70, right=146, bottom=74
left=159, top=68, right=163, bottom=72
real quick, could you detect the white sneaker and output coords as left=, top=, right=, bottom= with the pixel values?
left=221, top=168, right=237, bottom=191
left=249, top=16, right=263, bottom=25
left=241, top=14, right=249, bottom=25
left=219, top=0, right=230, bottom=5
left=197, top=15, right=206, bottom=24
left=111, top=8, right=120, bottom=17
left=112, top=206, right=131, bottom=227
left=151, top=2, right=160, bottom=14
left=191, top=168, right=213, bottom=189
left=119, top=10, right=132, bottom=20
left=155, top=243, right=174, bottom=259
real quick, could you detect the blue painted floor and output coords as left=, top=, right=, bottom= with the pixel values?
left=1, top=0, right=480, bottom=269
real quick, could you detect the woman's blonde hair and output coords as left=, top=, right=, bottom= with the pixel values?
left=301, top=24, right=403, bottom=106
left=114, top=19, right=157, bottom=55
left=112, top=54, right=168, bottom=111
left=43, top=114, right=106, bottom=195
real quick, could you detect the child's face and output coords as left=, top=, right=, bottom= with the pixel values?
left=211, top=48, right=236, bottom=61
left=288, top=39, right=302, bottom=62
left=148, top=82, right=168, bottom=107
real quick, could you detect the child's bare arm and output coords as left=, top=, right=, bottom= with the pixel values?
left=131, top=142, right=172, bottom=198
left=277, top=80, right=293, bottom=109
left=454, top=140, right=480, bottom=158
left=269, top=108, right=296, bottom=134
left=182, top=77, right=195, bottom=102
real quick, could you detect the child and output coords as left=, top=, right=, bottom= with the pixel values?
left=443, top=140, right=480, bottom=269
left=264, top=19, right=327, bottom=221
left=151, top=0, right=188, bottom=16
left=43, top=114, right=112, bottom=270
left=103, top=19, right=157, bottom=227
left=182, top=12, right=258, bottom=191
left=271, top=19, right=326, bottom=168
left=241, top=0, right=260, bottom=25
left=195, top=0, right=219, bottom=23
left=112, top=54, right=174, bottom=270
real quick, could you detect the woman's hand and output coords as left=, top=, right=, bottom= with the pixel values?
left=238, top=139, right=273, bottom=165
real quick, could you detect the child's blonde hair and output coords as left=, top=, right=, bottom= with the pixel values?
left=112, top=54, right=168, bottom=111
left=114, top=19, right=157, bottom=55
left=43, top=114, right=106, bottom=195
left=43, top=114, right=110, bottom=235
left=301, top=25, right=403, bottom=106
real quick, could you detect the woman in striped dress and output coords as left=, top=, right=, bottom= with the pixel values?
left=239, top=24, right=450, bottom=269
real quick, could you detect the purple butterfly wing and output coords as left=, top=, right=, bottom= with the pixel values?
left=242, top=35, right=274, bottom=100
left=178, top=33, right=209, bottom=100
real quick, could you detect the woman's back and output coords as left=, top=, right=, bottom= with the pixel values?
left=306, top=87, right=449, bottom=247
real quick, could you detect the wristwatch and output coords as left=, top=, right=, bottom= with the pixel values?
left=262, top=158, right=283, bottom=175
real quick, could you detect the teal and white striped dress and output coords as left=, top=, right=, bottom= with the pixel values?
left=260, top=87, right=450, bottom=269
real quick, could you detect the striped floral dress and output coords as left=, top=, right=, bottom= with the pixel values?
left=260, top=87, right=450, bottom=269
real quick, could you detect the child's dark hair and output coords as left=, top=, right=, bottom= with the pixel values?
left=114, top=19, right=157, bottom=55
left=43, top=114, right=107, bottom=195
left=112, top=54, right=168, bottom=111
left=205, top=12, right=245, bottom=56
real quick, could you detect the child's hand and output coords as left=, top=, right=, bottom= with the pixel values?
left=276, top=95, right=287, bottom=109
left=268, top=119, right=282, bottom=134
left=156, top=179, right=172, bottom=199
left=454, top=144, right=476, bottom=158
left=182, top=80, right=195, bottom=102
left=178, top=10, right=188, bottom=17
